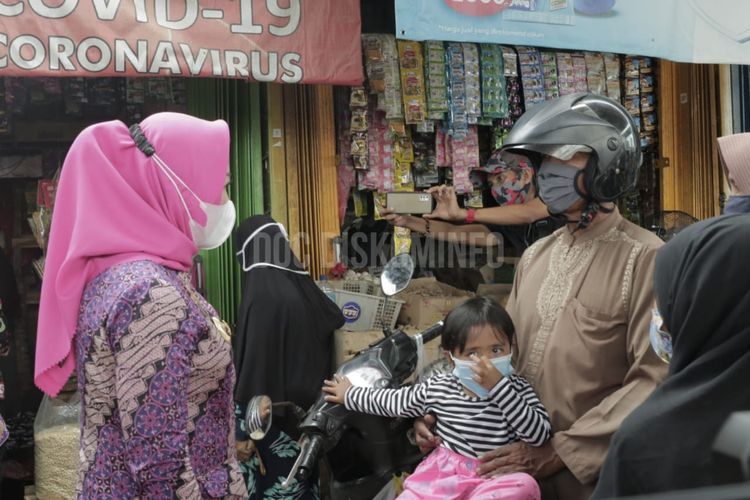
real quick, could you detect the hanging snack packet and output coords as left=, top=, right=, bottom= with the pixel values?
left=462, top=43, right=482, bottom=124
left=393, top=226, right=412, bottom=255
left=374, top=192, right=388, bottom=220
left=603, top=53, right=622, bottom=101
left=425, top=41, right=449, bottom=120
left=572, top=53, right=588, bottom=93
left=398, top=41, right=428, bottom=125
left=518, top=47, right=545, bottom=108
left=541, top=51, right=560, bottom=100
left=480, top=44, right=509, bottom=119
left=585, top=52, right=606, bottom=96
left=446, top=42, right=469, bottom=138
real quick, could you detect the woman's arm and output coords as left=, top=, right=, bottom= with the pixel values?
left=425, top=185, right=549, bottom=226
left=382, top=208, right=501, bottom=247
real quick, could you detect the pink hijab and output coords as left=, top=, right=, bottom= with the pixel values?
left=718, top=133, right=750, bottom=195
left=35, top=112, right=230, bottom=396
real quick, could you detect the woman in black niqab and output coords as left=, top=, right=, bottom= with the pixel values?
left=593, top=214, right=750, bottom=498
left=233, top=215, right=344, bottom=498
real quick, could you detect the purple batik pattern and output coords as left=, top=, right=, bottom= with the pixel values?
left=75, top=260, right=246, bottom=499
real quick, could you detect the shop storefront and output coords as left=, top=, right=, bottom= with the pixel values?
left=0, top=2, right=362, bottom=496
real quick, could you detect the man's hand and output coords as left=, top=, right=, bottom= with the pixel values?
left=477, top=441, right=564, bottom=479
left=471, top=355, right=503, bottom=391
left=425, top=185, right=466, bottom=222
left=381, top=207, right=425, bottom=232
left=322, top=374, right=353, bottom=405
left=413, top=414, right=442, bottom=454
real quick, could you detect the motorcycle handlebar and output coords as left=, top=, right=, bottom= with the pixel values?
left=417, top=321, right=444, bottom=344
left=295, top=433, right=324, bottom=482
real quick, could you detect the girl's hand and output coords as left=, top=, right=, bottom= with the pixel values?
left=322, top=374, right=353, bottom=404
left=425, top=185, right=466, bottom=222
left=381, top=207, right=424, bottom=232
left=471, top=356, right=503, bottom=391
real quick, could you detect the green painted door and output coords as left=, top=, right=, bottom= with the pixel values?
left=188, top=79, right=264, bottom=324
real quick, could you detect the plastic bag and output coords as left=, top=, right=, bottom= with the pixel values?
left=34, top=391, right=80, bottom=500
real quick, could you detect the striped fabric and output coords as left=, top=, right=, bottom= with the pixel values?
left=345, top=373, right=551, bottom=458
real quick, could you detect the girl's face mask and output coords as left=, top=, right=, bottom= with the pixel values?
left=450, top=353, right=513, bottom=399
left=649, top=308, right=672, bottom=363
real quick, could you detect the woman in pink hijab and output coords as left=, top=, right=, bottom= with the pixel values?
left=35, top=112, right=246, bottom=498
left=718, top=132, right=750, bottom=215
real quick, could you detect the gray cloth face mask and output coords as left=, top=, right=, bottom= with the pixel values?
left=537, top=162, right=584, bottom=215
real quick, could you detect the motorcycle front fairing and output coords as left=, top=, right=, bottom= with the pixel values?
left=294, top=331, right=423, bottom=483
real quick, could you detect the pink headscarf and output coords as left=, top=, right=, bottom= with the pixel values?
left=718, top=133, right=750, bottom=195
left=35, top=112, right=230, bottom=396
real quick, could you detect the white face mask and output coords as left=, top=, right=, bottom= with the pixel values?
left=154, top=155, right=236, bottom=250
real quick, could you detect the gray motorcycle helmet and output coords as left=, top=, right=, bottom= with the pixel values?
left=500, top=93, right=642, bottom=202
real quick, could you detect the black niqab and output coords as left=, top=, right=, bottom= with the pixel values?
left=233, top=215, right=344, bottom=434
left=593, top=214, right=750, bottom=498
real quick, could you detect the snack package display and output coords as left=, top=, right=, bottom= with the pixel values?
left=394, top=226, right=412, bottom=255
left=373, top=192, right=388, bottom=220
left=541, top=51, right=560, bottom=100
left=572, top=53, right=589, bottom=93
left=639, top=56, right=657, bottom=150
left=350, top=87, right=370, bottom=171
left=501, top=47, right=524, bottom=128
left=446, top=42, right=469, bottom=137
left=398, top=41, right=428, bottom=125
left=425, top=41, right=449, bottom=120
left=394, top=159, right=416, bottom=192
left=450, top=126, right=479, bottom=194
left=362, top=34, right=404, bottom=120
left=435, top=127, right=449, bottom=167
left=480, top=44, right=509, bottom=119
left=466, top=189, right=484, bottom=209
left=603, top=53, right=622, bottom=101
left=557, top=52, right=587, bottom=95
left=585, top=52, right=607, bottom=96
left=462, top=43, right=482, bottom=125
left=518, top=47, right=545, bottom=108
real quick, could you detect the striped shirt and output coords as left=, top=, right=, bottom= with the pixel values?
left=345, top=373, right=551, bottom=459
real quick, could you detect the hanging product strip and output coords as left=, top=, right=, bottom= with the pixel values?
left=350, top=36, right=658, bottom=221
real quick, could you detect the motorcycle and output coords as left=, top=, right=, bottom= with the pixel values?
left=245, top=253, right=444, bottom=499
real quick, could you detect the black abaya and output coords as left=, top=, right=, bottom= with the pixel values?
left=593, top=214, right=750, bottom=498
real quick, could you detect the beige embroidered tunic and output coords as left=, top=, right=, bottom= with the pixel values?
left=507, top=208, right=668, bottom=500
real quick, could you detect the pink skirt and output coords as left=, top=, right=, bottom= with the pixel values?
left=398, top=446, right=540, bottom=500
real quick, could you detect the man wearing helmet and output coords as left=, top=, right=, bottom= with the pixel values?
left=415, top=94, right=668, bottom=499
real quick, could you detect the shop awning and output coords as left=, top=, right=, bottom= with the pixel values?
left=396, top=0, right=750, bottom=65
left=0, top=0, right=363, bottom=84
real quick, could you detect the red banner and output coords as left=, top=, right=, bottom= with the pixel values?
left=0, top=0, right=363, bottom=84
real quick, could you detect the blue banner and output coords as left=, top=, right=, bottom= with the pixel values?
left=396, top=0, right=750, bottom=64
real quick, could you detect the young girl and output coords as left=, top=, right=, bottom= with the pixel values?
left=323, top=297, right=549, bottom=499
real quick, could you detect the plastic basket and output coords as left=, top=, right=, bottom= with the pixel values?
left=332, top=290, right=404, bottom=332
left=318, top=279, right=381, bottom=297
